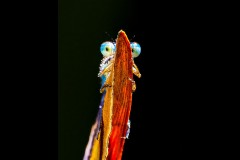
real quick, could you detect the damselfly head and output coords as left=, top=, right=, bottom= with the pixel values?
left=100, top=41, right=141, bottom=58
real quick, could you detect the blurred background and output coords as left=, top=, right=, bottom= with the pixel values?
left=59, top=0, right=212, bottom=159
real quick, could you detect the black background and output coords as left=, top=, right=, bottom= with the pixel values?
left=58, top=1, right=221, bottom=160
left=6, top=0, right=230, bottom=160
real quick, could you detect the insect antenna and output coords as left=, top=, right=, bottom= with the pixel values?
left=129, top=35, right=135, bottom=41
left=105, top=31, right=115, bottom=42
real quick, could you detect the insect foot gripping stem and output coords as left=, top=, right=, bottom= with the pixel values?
left=129, top=78, right=136, bottom=92
left=100, top=83, right=112, bottom=93
left=121, top=120, right=131, bottom=139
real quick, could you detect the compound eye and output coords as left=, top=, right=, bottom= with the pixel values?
left=100, top=41, right=115, bottom=57
left=130, top=42, right=141, bottom=58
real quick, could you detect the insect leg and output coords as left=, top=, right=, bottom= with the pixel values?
left=133, top=63, right=141, bottom=78
left=121, top=120, right=131, bottom=139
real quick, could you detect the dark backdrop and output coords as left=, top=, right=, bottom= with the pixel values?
left=1, top=0, right=229, bottom=159
left=59, top=0, right=217, bottom=159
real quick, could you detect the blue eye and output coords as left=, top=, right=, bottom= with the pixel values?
left=100, top=41, right=115, bottom=57
left=130, top=42, right=141, bottom=58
